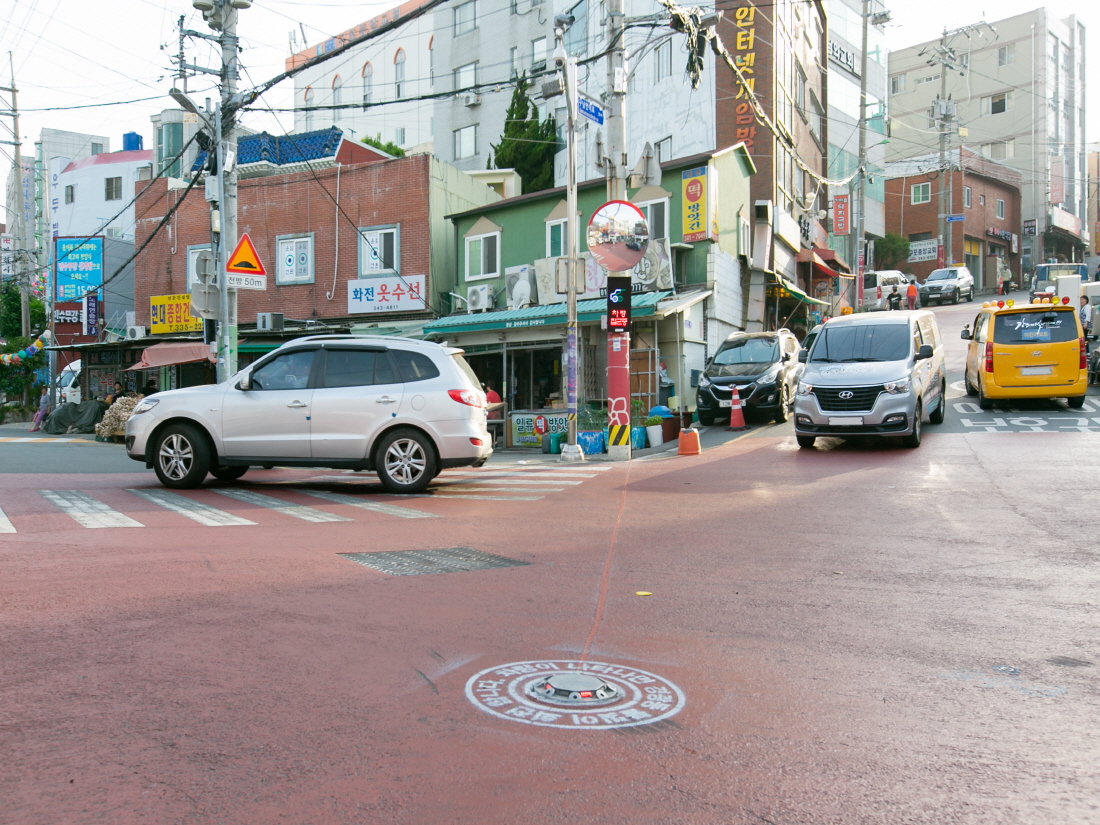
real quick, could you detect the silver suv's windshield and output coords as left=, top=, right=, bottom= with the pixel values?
left=927, top=269, right=957, bottom=281
left=713, top=337, right=778, bottom=366
left=810, top=324, right=910, bottom=363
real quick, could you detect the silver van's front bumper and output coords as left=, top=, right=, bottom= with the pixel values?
left=793, top=389, right=916, bottom=437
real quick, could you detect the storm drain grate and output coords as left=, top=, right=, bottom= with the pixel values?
left=338, top=546, right=529, bottom=576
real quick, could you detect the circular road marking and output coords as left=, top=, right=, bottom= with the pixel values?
left=465, top=659, right=685, bottom=729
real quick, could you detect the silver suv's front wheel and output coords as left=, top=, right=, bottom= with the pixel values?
left=376, top=428, right=438, bottom=494
left=153, top=423, right=211, bottom=488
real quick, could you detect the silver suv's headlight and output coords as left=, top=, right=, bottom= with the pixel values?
left=884, top=377, right=911, bottom=394
left=698, top=374, right=712, bottom=388
left=796, top=381, right=813, bottom=396
left=131, top=398, right=160, bottom=415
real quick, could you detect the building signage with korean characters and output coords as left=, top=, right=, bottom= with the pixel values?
left=731, top=2, right=759, bottom=152
left=832, top=194, right=850, bottom=235
left=908, top=238, right=940, bottom=263
left=347, top=274, right=426, bottom=314
left=150, top=294, right=204, bottom=334
left=510, top=412, right=569, bottom=446
left=682, top=167, right=710, bottom=243
left=55, top=237, right=103, bottom=301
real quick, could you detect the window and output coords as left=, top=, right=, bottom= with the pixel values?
left=996, top=198, right=1005, bottom=219
left=655, top=39, right=672, bottom=81
left=91, top=143, right=103, bottom=155
left=546, top=219, right=566, bottom=257
left=303, top=87, right=314, bottom=131
left=104, top=177, right=122, bottom=201
left=908, top=232, right=933, bottom=242
left=454, top=0, right=477, bottom=35
left=531, top=37, right=547, bottom=69
left=392, top=349, right=440, bottom=382
left=510, top=47, right=519, bottom=77
left=981, top=91, right=1013, bottom=116
left=322, top=350, right=396, bottom=388
left=359, top=225, right=399, bottom=275
left=64, top=184, right=74, bottom=204
left=809, top=92, right=825, bottom=143
left=454, top=62, right=476, bottom=93
left=889, top=74, right=906, bottom=95
left=394, top=50, right=405, bottom=98
left=981, top=139, right=1015, bottom=160
left=332, top=75, right=342, bottom=109
left=395, top=127, right=405, bottom=146
left=466, top=232, right=500, bottom=280
left=454, top=124, right=476, bottom=159
left=251, top=350, right=315, bottom=391
left=276, top=233, right=314, bottom=285
left=916, top=74, right=940, bottom=86
left=361, top=64, right=373, bottom=108
left=429, top=37, right=434, bottom=87
left=795, top=64, right=806, bottom=112
left=635, top=198, right=668, bottom=241
left=156, top=121, right=183, bottom=177
left=911, top=183, right=931, bottom=205
left=656, top=136, right=671, bottom=163
left=998, top=43, right=1015, bottom=66
left=964, top=186, right=972, bottom=208
left=979, top=194, right=985, bottom=205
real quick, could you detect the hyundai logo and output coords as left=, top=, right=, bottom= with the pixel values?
left=838, top=390, right=855, bottom=399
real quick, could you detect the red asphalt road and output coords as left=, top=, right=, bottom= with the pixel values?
left=3, top=428, right=1099, bottom=824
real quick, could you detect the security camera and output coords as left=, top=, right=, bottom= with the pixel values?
left=554, top=13, right=575, bottom=28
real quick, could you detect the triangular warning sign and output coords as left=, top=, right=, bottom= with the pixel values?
left=226, top=233, right=267, bottom=275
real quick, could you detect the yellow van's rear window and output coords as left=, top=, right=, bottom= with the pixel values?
left=993, top=309, right=1076, bottom=344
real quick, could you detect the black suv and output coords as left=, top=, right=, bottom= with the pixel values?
left=695, top=330, right=803, bottom=426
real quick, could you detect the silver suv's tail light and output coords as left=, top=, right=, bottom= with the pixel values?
left=448, top=389, right=483, bottom=407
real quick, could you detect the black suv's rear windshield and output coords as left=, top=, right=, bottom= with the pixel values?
left=993, top=309, right=1077, bottom=344
left=811, top=324, right=910, bottom=362
left=713, top=337, right=778, bottom=366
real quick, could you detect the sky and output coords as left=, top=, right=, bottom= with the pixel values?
left=1, top=0, right=1097, bottom=167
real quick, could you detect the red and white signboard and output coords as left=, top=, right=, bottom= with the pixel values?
left=833, top=194, right=850, bottom=236
left=347, top=275, right=427, bottom=314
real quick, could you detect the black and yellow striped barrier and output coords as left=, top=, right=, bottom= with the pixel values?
left=608, top=424, right=630, bottom=447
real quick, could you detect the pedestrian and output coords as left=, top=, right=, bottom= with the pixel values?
left=106, top=381, right=126, bottom=405
left=1080, top=296, right=1092, bottom=352
left=28, top=386, right=50, bottom=432
left=1094, top=264, right=1100, bottom=283
left=484, top=382, right=503, bottom=420
left=906, top=278, right=919, bottom=311
left=886, top=285, right=902, bottom=311
left=141, top=380, right=158, bottom=397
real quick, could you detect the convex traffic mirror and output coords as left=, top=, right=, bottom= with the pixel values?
left=587, top=200, right=649, bottom=272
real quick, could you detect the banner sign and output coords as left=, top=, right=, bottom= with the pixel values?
left=908, top=239, right=940, bottom=263
left=83, top=294, right=100, bottom=337
left=55, top=237, right=103, bottom=301
left=347, top=274, right=426, bottom=314
left=682, top=167, right=709, bottom=243
left=151, top=294, right=203, bottom=334
left=833, top=194, right=850, bottom=236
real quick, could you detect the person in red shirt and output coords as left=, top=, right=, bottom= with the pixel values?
left=906, top=279, right=919, bottom=311
left=484, top=382, right=503, bottom=420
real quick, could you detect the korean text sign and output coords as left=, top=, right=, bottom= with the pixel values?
left=55, top=237, right=103, bottom=301
left=150, top=294, right=203, bottom=334
left=732, top=3, right=758, bottom=152
left=347, top=275, right=426, bottom=314
left=682, top=167, right=709, bottom=243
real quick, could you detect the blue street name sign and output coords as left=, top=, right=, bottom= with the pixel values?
left=946, top=215, right=965, bottom=222
left=578, top=97, right=604, bottom=125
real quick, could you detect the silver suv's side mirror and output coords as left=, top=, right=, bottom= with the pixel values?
left=238, top=372, right=251, bottom=390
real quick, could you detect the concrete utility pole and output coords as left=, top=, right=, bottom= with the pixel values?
left=605, top=0, right=628, bottom=202
left=853, top=0, right=870, bottom=303
left=1, top=57, right=29, bottom=337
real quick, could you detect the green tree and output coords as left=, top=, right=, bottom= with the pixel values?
left=361, top=133, right=406, bottom=157
left=873, top=233, right=911, bottom=271
left=488, top=74, right=558, bottom=195
left=0, top=282, right=47, bottom=340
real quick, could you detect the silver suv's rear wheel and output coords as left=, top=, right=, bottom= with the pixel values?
left=376, top=428, right=438, bottom=494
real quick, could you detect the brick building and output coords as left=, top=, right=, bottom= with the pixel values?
left=132, top=131, right=499, bottom=331
left=885, top=147, right=1022, bottom=288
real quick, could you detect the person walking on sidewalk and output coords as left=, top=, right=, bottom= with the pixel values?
left=906, top=279, right=919, bottom=311
left=28, top=386, right=50, bottom=432
left=887, top=285, right=902, bottom=311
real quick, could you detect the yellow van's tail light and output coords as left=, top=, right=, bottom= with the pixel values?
left=984, top=341, right=994, bottom=373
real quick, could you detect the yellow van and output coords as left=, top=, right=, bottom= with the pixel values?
left=961, top=301, right=1087, bottom=409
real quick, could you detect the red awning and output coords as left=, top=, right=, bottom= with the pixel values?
left=126, top=342, right=214, bottom=371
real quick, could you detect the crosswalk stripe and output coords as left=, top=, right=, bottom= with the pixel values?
left=0, top=437, right=78, bottom=443
left=214, top=488, right=352, bottom=523
left=448, top=477, right=582, bottom=486
left=0, top=506, right=15, bottom=534
left=441, top=471, right=597, bottom=479
left=296, top=489, right=438, bottom=519
left=429, top=485, right=563, bottom=493
left=127, top=489, right=256, bottom=527
left=40, top=490, right=144, bottom=528
left=390, top=493, right=544, bottom=501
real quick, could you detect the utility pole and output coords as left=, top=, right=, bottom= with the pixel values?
left=1, top=56, right=29, bottom=337
left=853, top=0, right=870, bottom=305
left=605, top=0, right=628, bottom=202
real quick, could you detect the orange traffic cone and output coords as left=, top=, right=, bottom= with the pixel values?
left=726, top=387, right=749, bottom=431
left=678, top=428, right=702, bottom=455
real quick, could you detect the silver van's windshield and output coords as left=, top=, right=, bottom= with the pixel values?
left=810, top=324, right=910, bottom=363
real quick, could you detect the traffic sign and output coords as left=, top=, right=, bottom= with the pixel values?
left=226, top=233, right=267, bottom=275
left=606, top=275, right=631, bottom=333
left=225, top=273, right=268, bottom=290
left=946, top=215, right=965, bottom=222
left=578, top=95, right=604, bottom=125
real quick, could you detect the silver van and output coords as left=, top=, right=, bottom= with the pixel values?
left=861, top=270, right=910, bottom=311
left=793, top=311, right=946, bottom=449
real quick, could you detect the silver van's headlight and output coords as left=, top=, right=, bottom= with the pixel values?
left=131, top=398, right=160, bottom=415
left=698, top=374, right=712, bottom=388
left=796, top=381, right=813, bottom=396
left=884, top=377, right=911, bottom=394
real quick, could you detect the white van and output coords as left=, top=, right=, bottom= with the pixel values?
left=861, top=270, right=911, bottom=311
left=55, top=359, right=82, bottom=405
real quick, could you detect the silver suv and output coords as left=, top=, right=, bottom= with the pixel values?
left=793, top=311, right=947, bottom=449
left=919, top=266, right=974, bottom=305
left=125, top=335, right=492, bottom=493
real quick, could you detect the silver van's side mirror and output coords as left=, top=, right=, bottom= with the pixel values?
left=960, top=327, right=972, bottom=340
left=798, top=349, right=809, bottom=363
left=916, top=344, right=934, bottom=360
left=238, top=372, right=251, bottom=390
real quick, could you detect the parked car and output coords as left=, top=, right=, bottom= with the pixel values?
left=55, top=359, right=82, bottom=404
left=125, top=336, right=492, bottom=493
left=1029, top=263, right=1089, bottom=302
left=793, top=310, right=946, bottom=449
left=860, top=270, right=911, bottom=311
left=919, top=266, right=974, bottom=305
left=695, top=329, right=803, bottom=426
left=961, top=301, right=1086, bottom=409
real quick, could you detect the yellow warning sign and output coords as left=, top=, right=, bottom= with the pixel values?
left=226, top=233, right=267, bottom=275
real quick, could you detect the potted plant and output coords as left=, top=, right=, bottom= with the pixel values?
left=577, top=406, right=607, bottom=454
left=644, top=414, right=665, bottom=448
left=630, top=399, right=648, bottom=449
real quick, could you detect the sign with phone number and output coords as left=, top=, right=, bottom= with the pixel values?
left=150, top=294, right=203, bottom=334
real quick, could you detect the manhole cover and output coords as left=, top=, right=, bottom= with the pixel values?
left=338, top=547, right=528, bottom=576
left=466, top=660, right=685, bottom=729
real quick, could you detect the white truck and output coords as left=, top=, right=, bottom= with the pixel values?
left=54, top=359, right=82, bottom=405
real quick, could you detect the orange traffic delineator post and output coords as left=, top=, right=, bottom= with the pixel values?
left=726, top=387, right=750, bottom=431
left=678, top=428, right=702, bottom=455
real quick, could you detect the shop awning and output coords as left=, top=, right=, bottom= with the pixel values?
left=125, top=342, right=214, bottom=370
left=654, top=289, right=712, bottom=318
left=423, top=291, right=673, bottom=336
left=776, top=276, right=830, bottom=307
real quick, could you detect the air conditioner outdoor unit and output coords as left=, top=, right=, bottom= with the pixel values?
left=506, top=264, right=537, bottom=309
left=126, top=325, right=146, bottom=340
left=256, top=312, right=284, bottom=332
left=467, top=284, right=491, bottom=311
left=461, top=92, right=481, bottom=107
